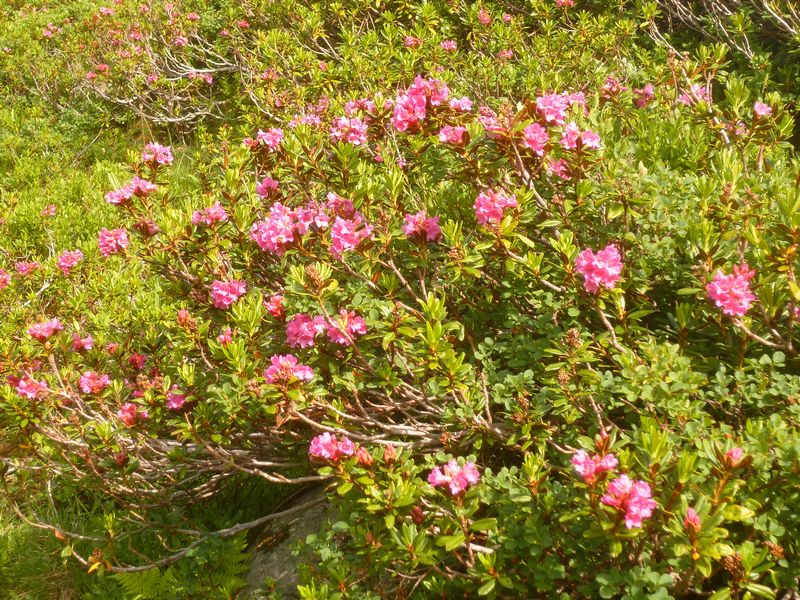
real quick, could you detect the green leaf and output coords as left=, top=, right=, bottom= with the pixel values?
left=478, top=580, right=496, bottom=596
left=471, top=518, right=497, bottom=532
left=436, top=532, right=466, bottom=551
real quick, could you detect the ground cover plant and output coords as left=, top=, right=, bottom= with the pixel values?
left=2, top=0, right=800, bottom=598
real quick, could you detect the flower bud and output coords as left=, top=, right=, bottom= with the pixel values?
left=382, top=444, right=397, bottom=465
left=356, top=446, right=373, bottom=467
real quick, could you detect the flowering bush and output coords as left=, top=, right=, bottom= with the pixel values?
left=2, top=0, right=800, bottom=598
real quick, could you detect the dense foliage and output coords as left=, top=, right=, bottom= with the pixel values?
left=2, top=0, right=800, bottom=598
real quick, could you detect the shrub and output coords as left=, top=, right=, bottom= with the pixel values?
left=2, top=0, right=800, bottom=598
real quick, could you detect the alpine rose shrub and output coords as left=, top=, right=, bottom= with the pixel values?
left=3, top=2, right=800, bottom=599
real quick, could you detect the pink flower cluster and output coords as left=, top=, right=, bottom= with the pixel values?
left=265, top=294, right=285, bottom=319
left=28, top=318, right=63, bottom=341
left=286, top=314, right=327, bottom=348
left=330, top=116, right=368, bottom=146
left=166, top=386, right=187, bottom=411
left=309, top=432, right=355, bottom=462
left=256, top=176, right=279, bottom=198
left=535, top=92, right=586, bottom=126
left=326, top=310, right=368, bottom=345
left=560, top=122, right=601, bottom=150
left=754, top=101, right=772, bottom=118
left=79, top=371, right=110, bottom=394
left=0, top=269, right=10, bottom=290
left=678, top=84, right=711, bottom=106
left=217, top=327, right=232, bottom=346
left=571, top=450, right=618, bottom=484
left=263, top=354, right=314, bottom=384
left=522, top=122, right=548, bottom=155
left=192, top=202, right=228, bottom=226
left=210, top=280, right=247, bottom=309
left=403, top=211, right=442, bottom=242
left=56, top=250, right=83, bottom=275
left=72, top=334, right=94, bottom=352
left=438, top=125, right=467, bottom=145
left=428, top=459, right=481, bottom=496
left=706, top=264, right=756, bottom=316
left=330, top=214, right=372, bottom=258
left=15, top=376, right=50, bottom=399
left=600, top=475, right=657, bottom=529
left=575, top=245, right=623, bottom=293
left=244, top=128, right=284, bottom=151
left=105, top=176, right=157, bottom=205
left=16, top=260, right=40, bottom=275
left=392, top=76, right=450, bottom=132
left=98, top=228, right=129, bottom=257
left=142, top=143, right=174, bottom=166
left=118, top=402, right=148, bottom=426
left=474, top=189, right=518, bottom=225
left=633, top=83, right=655, bottom=108
left=286, top=310, right=367, bottom=348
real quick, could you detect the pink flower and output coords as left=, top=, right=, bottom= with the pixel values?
left=117, top=402, right=148, bottom=426
left=684, top=508, right=701, bottom=533
left=403, top=211, right=442, bottom=242
left=265, top=294, right=285, bottom=319
left=571, top=450, right=618, bottom=484
left=478, top=8, right=492, bottom=25
left=263, top=354, right=314, bottom=384
left=706, top=264, right=756, bottom=316
left=56, top=250, right=84, bottom=275
left=254, top=128, right=284, bottom=151
left=16, top=376, right=49, bottom=399
left=98, top=228, right=129, bottom=257
left=392, top=91, right=427, bottom=132
left=633, top=83, right=655, bottom=108
left=428, top=459, right=481, bottom=495
left=497, top=49, right=513, bottom=60
left=601, top=475, right=657, bottom=529
left=192, top=202, right=228, bottom=226
left=217, top=327, right=232, bottom=346
left=678, top=84, right=711, bottom=106
left=166, top=386, right=187, bottom=410
left=560, top=121, right=601, bottom=150
left=16, top=261, right=40, bottom=276
left=503, top=13, right=513, bottom=22
left=724, top=447, right=745, bottom=468
left=210, top=280, right=246, bottom=309
left=449, top=96, right=473, bottom=112
left=536, top=93, right=571, bottom=126
left=41, top=204, right=57, bottom=217
left=28, top=318, right=64, bottom=342
left=601, top=76, right=628, bottom=99
left=142, top=143, right=174, bottom=166
left=575, top=245, right=623, bottom=293
left=128, top=352, right=147, bottom=370
left=329, top=214, right=372, bottom=258
left=440, top=40, right=457, bottom=52
left=0, top=269, right=10, bottom=289
left=79, top=371, right=110, bottom=394
left=256, top=176, right=279, bottom=198
left=474, top=189, right=518, bottom=225
left=754, top=101, right=772, bottom=118
left=547, top=158, right=571, bottom=179
left=286, top=313, right=327, bottom=348
left=403, top=35, right=422, bottom=48
left=522, top=122, right=548, bottom=155
left=186, top=12, right=200, bottom=21
left=330, top=116, right=368, bottom=146
left=326, top=310, right=368, bottom=345
left=309, top=432, right=355, bottom=462
left=556, top=0, right=575, bottom=6
left=72, top=334, right=94, bottom=352
left=250, top=203, right=296, bottom=255
left=173, top=35, right=188, bottom=47
left=438, top=125, right=467, bottom=145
